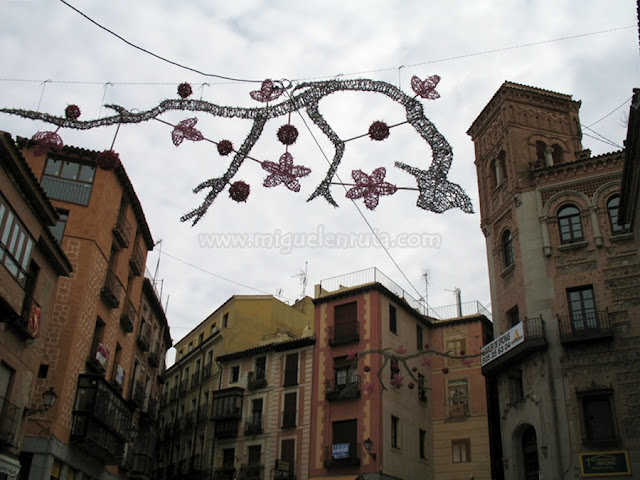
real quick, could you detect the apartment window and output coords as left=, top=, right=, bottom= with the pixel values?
left=333, top=301, right=358, bottom=344
left=41, top=158, right=96, bottom=205
left=211, top=323, right=218, bottom=335
left=334, top=358, right=358, bottom=391
left=507, top=305, right=520, bottom=327
left=332, top=419, right=357, bottom=459
left=248, top=445, right=262, bottom=467
left=391, top=416, right=400, bottom=448
left=283, top=353, right=298, bottom=387
left=222, top=448, right=235, bottom=469
left=282, top=392, right=297, bottom=428
left=0, top=197, right=34, bottom=286
left=452, top=439, right=470, bottom=463
left=416, top=325, right=424, bottom=350
left=50, top=210, right=69, bottom=243
left=502, top=229, right=514, bottom=268
left=255, top=356, right=266, bottom=380
left=579, top=390, right=617, bottom=444
left=198, top=332, right=204, bottom=345
left=509, top=370, right=524, bottom=404
left=280, top=439, right=295, bottom=474
left=230, top=366, right=240, bottom=383
left=448, top=379, right=469, bottom=416
left=223, top=313, right=229, bottom=328
left=389, top=304, right=397, bottom=334
left=446, top=338, right=465, bottom=366
left=250, top=398, right=263, bottom=429
left=607, top=195, right=631, bottom=235
left=558, top=204, right=584, bottom=244
left=567, top=286, right=597, bottom=330
left=419, top=429, right=426, bottom=459
left=418, top=373, right=427, bottom=403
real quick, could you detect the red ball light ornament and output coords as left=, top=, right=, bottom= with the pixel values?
left=177, top=82, right=193, bottom=99
left=368, top=121, right=390, bottom=141
left=408, top=382, right=415, bottom=389
left=364, top=365, right=370, bottom=372
left=229, top=181, right=250, bottom=203
left=424, top=344, right=430, bottom=349
left=65, top=104, right=81, bottom=120
left=442, top=367, right=449, bottom=374
left=217, top=140, right=233, bottom=156
left=412, top=366, right=417, bottom=372
left=277, top=124, right=298, bottom=145
left=96, top=150, right=120, bottom=170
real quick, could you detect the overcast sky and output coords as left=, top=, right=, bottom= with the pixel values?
left=1, top=0, right=638, bottom=365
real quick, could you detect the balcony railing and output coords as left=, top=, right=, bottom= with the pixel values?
left=169, top=386, right=177, bottom=402
left=0, top=395, right=19, bottom=445
left=198, top=403, right=210, bottom=421
left=137, top=322, right=150, bottom=352
left=244, top=415, right=264, bottom=435
left=482, top=316, right=548, bottom=376
left=148, top=350, right=159, bottom=368
left=325, top=376, right=361, bottom=401
left=323, top=443, right=361, bottom=468
left=449, top=403, right=470, bottom=417
left=247, top=370, right=268, bottom=390
left=101, top=270, right=124, bottom=309
left=274, top=459, right=295, bottom=480
left=129, top=243, right=144, bottom=277
left=202, top=362, right=212, bottom=380
left=281, top=410, right=297, bottom=429
left=213, top=467, right=236, bottom=480
left=179, top=379, right=188, bottom=394
left=191, top=371, right=200, bottom=390
left=214, top=418, right=240, bottom=439
left=239, top=464, right=264, bottom=480
left=329, top=321, right=360, bottom=346
left=184, top=411, right=195, bottom=430
left=41, top=175, right=92, bottom=206
left=130, top=380, right=145, bottom=409
left=558, top=309, right=612, bottom=344
left=119, top=298, right=136, bottom=333
left=112, top=209, right=132, bottom=248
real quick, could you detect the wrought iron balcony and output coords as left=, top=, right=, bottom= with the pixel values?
left=214, top=418, right=240, bottom=439
left=119, top=298, right=136, bottom=333
left=325, top=376, right=361, bottom=401
left=129, top=243, right=144, bottom=277
left=169, top=386, right=177, bottom=402
left=112, top=209, right=132, bottom=249
left=101, top=269, right=124, bottom=309
left=213, top=467, right=236, bottom=480
left=202, top=362, right=212, bottom=380
left=130, top=380, right=145, bottom=409
left=274, top=459, right=295, bottom=480
left=137, top=322, right=150, bottom=352
left=0, top=394, right=19, bottom=445
left=323, top=443, right=361, bottom=468
left=482, top=316, right=548, bottom=376
left=191, top=371, right=200, bottom=390
left=70, top=374, right=133, bottom=465
left=329, top=321, right=360, bottom=346
left=247, top=370, right=268, bottom=390
left=558, top=309, right=612, bottom=345
left=239, top=464, right=264, bottom=480
left=148, top=350, right=159, bottom=369
left=198, top=403, right=210, bottom=421
left=184, top=410, right=195, bottom=430
left=244, top=415, right=264, bottom=435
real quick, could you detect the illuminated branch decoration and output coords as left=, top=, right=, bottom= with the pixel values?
left=345, top=344, right=479, bottom=394
left=0, top=76, right=473, bottom=224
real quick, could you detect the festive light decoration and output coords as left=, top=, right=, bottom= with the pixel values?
left=261, top=152, right=311, bottom=192
left=228, top=181, right=250, bottom=202
left=346, top=167, right=397, bottom=210
left=171, top=117, right=204, bottom=146
left=0, top=76, right=473, bottom=224
left=177, top=82, right=193, bottom=99
left=31, top=131, right=63, bottom=156
left=96, top=149, right=120, bottom=170
left=65, top=104, right=81, bottom=120
left=217, top=139, right=233, bottom=156
left=368, top=120, right=390, bottom=141
left=277, top=124, right=299, bottom=145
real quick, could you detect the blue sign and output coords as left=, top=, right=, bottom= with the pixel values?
left=332, top=443, right=350, bottom=459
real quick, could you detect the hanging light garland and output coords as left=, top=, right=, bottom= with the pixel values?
left=1, top=75, right=473, bottom=224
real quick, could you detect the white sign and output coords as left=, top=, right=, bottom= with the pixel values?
left=332, top=443, right=350, bottom=459
left=481, top=322, right=525, bottom=366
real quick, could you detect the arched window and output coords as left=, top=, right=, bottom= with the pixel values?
left=552, top=144, right=564, bottom=165
left=521, top=426, right=539, bottom=480
left=502, top=230, right=514, bottom=268
left=558, top=205, right=584, bottom=244
left=607, top=195, right=631, bottom=235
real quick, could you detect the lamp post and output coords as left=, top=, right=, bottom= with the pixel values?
left=363, top=437, right=376, bottom=461
left=23, top=387, right=57, bottom=417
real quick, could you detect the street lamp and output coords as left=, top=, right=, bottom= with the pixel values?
left=363, top=437, right=376, bottom=461
left=23, top=387, right=57, bottom=417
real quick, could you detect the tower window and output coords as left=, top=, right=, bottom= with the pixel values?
left=558, top=205, right=584, bottom=244
left=607, top=195, right=631, bottom=235
left=502, top=230, right=514, bottom=268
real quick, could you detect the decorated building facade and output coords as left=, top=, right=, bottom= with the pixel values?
left=468, top=82, right=640, bottom=479
left=15, top=137, right=171, bottom=480
left=309, top=268, right=492, bottom=480
left=0, top=131, right=73, bottom=480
